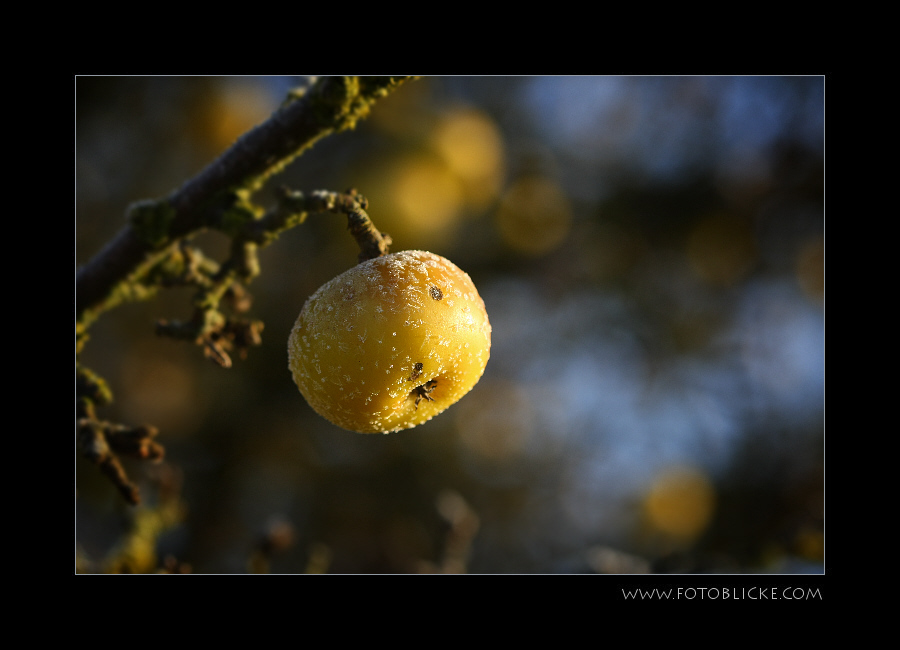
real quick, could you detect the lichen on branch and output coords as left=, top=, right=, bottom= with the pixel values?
left=266, top=187, right=391, bottom=261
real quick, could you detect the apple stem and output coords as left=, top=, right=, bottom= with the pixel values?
left=342, top=189, right=393, bottom=263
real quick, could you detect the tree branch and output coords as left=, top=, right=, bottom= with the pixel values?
left=76, top=76, right=412, bottom=507
left=76, top=76, right=413, bottom=332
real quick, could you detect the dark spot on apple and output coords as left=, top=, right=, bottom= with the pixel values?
left=411, top=379, right=438, bottom=409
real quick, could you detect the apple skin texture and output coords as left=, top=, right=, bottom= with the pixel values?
left=288, top=250, right=491, bottom=433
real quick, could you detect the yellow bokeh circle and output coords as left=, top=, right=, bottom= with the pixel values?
left=496, top=176, right=572, bottom=256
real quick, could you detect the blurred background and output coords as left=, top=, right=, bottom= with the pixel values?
left=75, top=76, right=824, bottom=574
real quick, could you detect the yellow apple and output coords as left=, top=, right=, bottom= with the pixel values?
left=288, top=250, right=491, bottom=433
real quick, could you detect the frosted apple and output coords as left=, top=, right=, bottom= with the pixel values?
left=288, top=250, right=491, bottom=433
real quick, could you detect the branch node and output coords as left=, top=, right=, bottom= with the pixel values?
left=78, top=420, right=143, bottom=506
left=126, top=199, right=176, bottom=248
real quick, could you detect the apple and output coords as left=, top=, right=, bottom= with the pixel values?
left=288, top=250, right=491, bottom=433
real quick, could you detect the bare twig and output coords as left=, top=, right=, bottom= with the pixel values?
left=270, top=187, right=391, bottom=261
left=77, top=418, right=165, bottom=505
left=247, top=517, right=296, bottom=574
left=417, top=490, right=480, bottom=574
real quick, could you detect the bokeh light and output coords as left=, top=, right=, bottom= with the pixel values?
left=495, top=176, right=572, bottom=255
left=641, top=465, right=716, bottom=546
left=192, top=77, right=277, bottom=158
left=454, top=380, right=536, bottom=465
left=119, top=345, right=205, bottom=436
left=796, top=234, right=825, bottom=303
left=686, top=213, right=757, bottom=287
left=430, top=107, right=506, bottom=211
left=388, top=153, right=464, bottom=240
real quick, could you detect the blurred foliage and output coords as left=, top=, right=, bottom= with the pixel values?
left=76, top=76, right=824, bottom=574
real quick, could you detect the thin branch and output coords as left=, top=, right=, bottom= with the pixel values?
left=267, top=187, right=391, bottom=261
